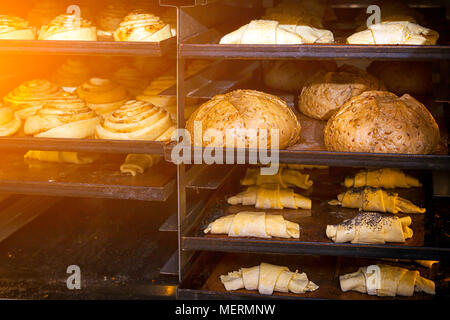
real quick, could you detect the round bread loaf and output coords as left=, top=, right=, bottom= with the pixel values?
left=324, top=91, right=440, bottom=154
left=367, top=61, right=433, bottom=96
left=186, top=89, right=301, bottom=149
left=263, top=60, right=336, bottom=92
left=298, top=65, right=384, bottom=120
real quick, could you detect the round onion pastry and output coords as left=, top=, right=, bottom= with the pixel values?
left=3, top=79, right=63, bottom=120
left=113, top=11, right=173, bottom=42
left=38, top=14, right=97, bottom=41
left=0, top=15, right=36, bottom=40
left=298, top=65, right=385, bottom=120
left=95, top=100, right=175, bottom=141
left=0, top=105, right=21, bottom=136
left=324, top=91, right=440, bottom=154
left=186, top=89, right=301, bottom=149
left=76, top=77, right=130, bottom=116
left=24, top=93, right=100, bottom=138
left=51, top=58, right=91, bottom=91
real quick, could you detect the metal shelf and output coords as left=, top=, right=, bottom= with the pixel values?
left=0, top=38, right=176, bottom=57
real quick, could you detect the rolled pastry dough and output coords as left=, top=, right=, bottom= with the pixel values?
left=344, top=168, right=422, bottom=189
left=326, top=211, right=413, bottom=244
left=240, top=167, right=313, bottom=190
left=219, top=20, right=333, bottom=45
left=228, top=186, right=311, bottom=210
left=328, top=187, right=426, bottom=214
left=220, top=262, right=318, bottom=295
left=340, top=264, right=435, bottom=297
left=204, top=211, right=300, bottom=239
left=120, top=154, right=161, bottom=176
left=24, top=150, right=98, bottom=164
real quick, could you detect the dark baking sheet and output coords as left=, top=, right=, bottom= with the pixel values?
left=183, top=166, right=450, bottom=260
left=178, top=251, right=441, bottom=300
left=0, top=37, right=176, bottom=57
left=0, top=152, right=176, bottom=201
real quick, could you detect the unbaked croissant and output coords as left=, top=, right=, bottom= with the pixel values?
left=228, top=186, right=311, bottom=210
left=219, top=20, right=333, bottom=44
left=113, top=11, right=173, bottom=42
left=328, top=187, right=426, bottom=214
left=340, top=264, right=435, bottom=296
left=344, top=168, right=422, bottom=189
left=119, top=154, right=161, bottom=176
left=240, top=167, right=313, bottom=190
left=94, top=100, right=175, bottom=141
left=77, top=78, right=130, bottom=116
left=0, top=106, right=21, bottom=136
left=0, top=15, right=36, bottom=40
left=326, top=211, right=413, bottom=244
left=24, top=150, right=98, bottom=164
left=24, top=93, right=100, bottom=138
left=220, top=262, right=318, bottom=295
left=204, top=211, right=300, bottom=239
left=38, top=14, right=97, bottom=41
left=347, top=21, right=439, bottom=45
left=4, top=79, right=63, bottom=120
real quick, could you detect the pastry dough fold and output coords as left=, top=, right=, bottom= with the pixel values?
left=204, top=211, right=300, bottom=239
left=326, top=211, right=413, bottom=244
left=344, top=168, right=421, bottom=189
left=120, top=154, right=161, bottom=176
left=228, top=186, right=311, bottom=210
left=220, top=262, right=318, bottom=295
left=340, top=264, right=435, bottom=296
left=240, top=167, right=312, bottom=190
left=0, top=106, right=21, bottom=136
left=329, top=187, right=426, bottom=214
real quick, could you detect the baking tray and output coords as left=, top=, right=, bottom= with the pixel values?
left=182, top=165, right=450, bottom=261
left=0, top=152, right=176, bottom=201
left=178, top=251, right=441, bottom=300
left=0, top=37, right=176, bottom=57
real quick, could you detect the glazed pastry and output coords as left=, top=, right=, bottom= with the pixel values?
left=324, top=91, right=440, bottom=154
left=347, top=21, right=439, bottom=45
left=95, top=100, right=175, bottom=141
left=76, top=78, right=130, bottom=116
left=220, top=262, right=318, bottom=295
left=298, top=65, right=385, bottom=120
left=51, top=58, right=91, bottom=92
left=96, top=0, right=131, bottom=37
left=186, top=90, right=301, bottom=149
left=136, top=74, right=176, bottom=108
left=326, top=211, right=413, bottom=244
left=329, top=187, right=426, bottom=214
left=340, top=264, right=435, bottom=296
left=38, top=14, right=97, bottom=41
left=3, top=79, right=63, bottom=120
left=120, top=154, right=161, bottom=176
left=24, top=150, right=98, bottom=164
left=219, top=20, right=333, bottom=44
left=344, top=168, right=422, bottom=189
left=263, top=60, right=336, bottom=92
left=240, top=167, right=313, bottom=190
left=112, top=66, right=150, bottom=97
left=204, top=211, right=300, bottom=239
left=113, top=11, right=173, bottom=42
left=228, top=186, right=311, bottom=210
left=0, top=15, right=36, bottom=39
left=24, top=93, right=100, bottom=138
left=0, top=105, right=21, bottom=136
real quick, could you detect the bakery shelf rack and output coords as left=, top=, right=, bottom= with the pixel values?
left=170, top=0, right=450, bottom=300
